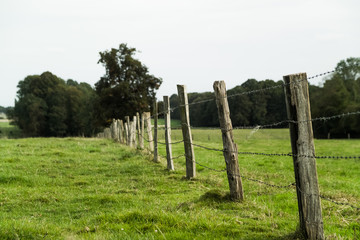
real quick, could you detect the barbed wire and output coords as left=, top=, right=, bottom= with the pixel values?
left=296, top=186, right=360, bottom=210
left=227, top=110, right=360, bottom=130
left=141, top=70, right=335, bottom=122
left=193, top=159, right=359, bottom=210
left=187, top=141, right=360, bottom=160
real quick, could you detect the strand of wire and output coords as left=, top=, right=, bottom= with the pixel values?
left=228, top=110, right=360, bottom=130
left=296, top=186, right=360, bottom=210
left=193, top=160, right=296, bottom=188
left=194, top=159, right=359, bottom=209
left=187, top=141, right=360, bottom=159
left=141, top=70, right=335, bottom=123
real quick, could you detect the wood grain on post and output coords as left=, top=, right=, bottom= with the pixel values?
left=145, top=112, right=154, bottom=151
left=125, top=116, right=130, bottom=146
left=213, top=81, right=244, bottom=201
left=132, top=116, right=138, bottom=148
left=153, top=101, right=159, bottom=162
left=283, top=73, right=324, bottom=240
left=140, top=112, right=145, bottom=149
left=164, top=96, right=174, bottom=170
left=119, top=120, right=124, bottom=144
left=136, top=112, right=141, bottom=147
left=177, top=85, right=196, bottom=179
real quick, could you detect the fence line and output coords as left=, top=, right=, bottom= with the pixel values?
left=96, top=69, right=358, bottom=239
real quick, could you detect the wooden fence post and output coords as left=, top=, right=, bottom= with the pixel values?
left=132, top=116, right=138, bottom=148
left=140, top=112, right=145, bottom=149
left=283, top=73, right=324, bottom=240
left=164, top=96, right=174, bottom=170
left=153, top=101, right=159, bottom=162
left=136, top=112, right=141, bottom=147
left=213, top=81, right=244, bottom=201
left=125, top=116, right=130, bottom=146
left=119, top=120, right=124, bottom=144
left=117, top=120, right=122, bottom=143
left=177, top=85, right=196, bottom=179
left=145, top=112, right=154, bottom=151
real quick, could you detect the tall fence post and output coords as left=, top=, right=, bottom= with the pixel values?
left=118, top=119, right=123, bottom=143
left=283, top=73, right=324, bottom=240
left=136, top=112, right=141, bottom=148
left=177, top=85, right=196, bottom=179
left=153, top=101, right=159, bottom=162
left=132, top=116, right=138, bottom=148
left=213, top=81, right=244, bottom=201
left=125, top=116, right=130, bottom=146
left=140, top=112, right=145, bottom=149
left=145, top=112, right=154, bottom=151
left=119, top=120, right=124, bottom=144
left=164, top=96, right=174, bottom=171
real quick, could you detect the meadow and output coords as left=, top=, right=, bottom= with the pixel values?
left=0, top=120, right=22, bottom=139
left=0, top=128, right=359, bottom=239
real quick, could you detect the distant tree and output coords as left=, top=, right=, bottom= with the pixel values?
left=95, top=43, right=162, bottom=126
left=14, top=72, right=97, bottom=137
left=311, top=57, right=360, bottom=138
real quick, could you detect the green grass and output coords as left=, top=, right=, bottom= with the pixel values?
left=0, top=121, right=22, bottom=139
left=152, top=118, right=181, bottom=128
left=0, top=129, right=359, bottom=239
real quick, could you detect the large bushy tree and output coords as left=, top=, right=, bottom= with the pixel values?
left=14, top=72, right=97, bottom=137
left=311, top=57, right=360, bottom=138
left=95, top=43, right=162, bottom=125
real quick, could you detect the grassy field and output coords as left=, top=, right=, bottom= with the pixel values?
left=0, top=129, right=359, bottom=239
left=0, top=120, right=22, bottom=139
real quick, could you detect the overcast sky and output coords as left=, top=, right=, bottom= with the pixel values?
left=1, top=0, right=359, bottom=107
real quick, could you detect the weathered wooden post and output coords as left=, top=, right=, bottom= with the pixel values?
left=125, top=116, right=130, bottom=146
left=164, top=96, right=174, bottom=170
left=117, top=119, right=122, bottom=143
left=119, top=120, right=124, bottom=144
left=140, top=112, right=145, bottom=149
left=136, top=112, right=141, bottom=147
left=132, top=116, right=138, bottom=148
left=153, top=101, right=159, bottom=162
left=213, top=81, right=244, bottom=201
left=177, top=85, right=196, bottom=179
left=145, top=112, right=154, bottom=151
left=283, top=73, right=324, bottom=240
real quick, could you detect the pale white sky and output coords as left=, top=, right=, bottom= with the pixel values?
left=1, top=0, right=359, bottom=107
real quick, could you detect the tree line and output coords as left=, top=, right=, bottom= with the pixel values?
left=167, top=58, right=360, bottom=138
left=10, top=44, right=359, bottom=138
left=12, top=44, right=161, bottom=137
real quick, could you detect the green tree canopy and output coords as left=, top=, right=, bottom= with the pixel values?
left=95, top=43, right=162, bottom=126
left=13, top=72, right=97, bottom=137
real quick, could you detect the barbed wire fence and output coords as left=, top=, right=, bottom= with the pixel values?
left=97, top=70, right=359, bottom=238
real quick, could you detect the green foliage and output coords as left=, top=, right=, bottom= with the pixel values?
left=311, top=57, right=360, bottom=138
left=0, top=132, right=358, bottom=239
left=95, top=43, right=162, bottom=126
left=170, top=79, right=287, bottom=128
left=13, top=72, right=98, bottom=137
